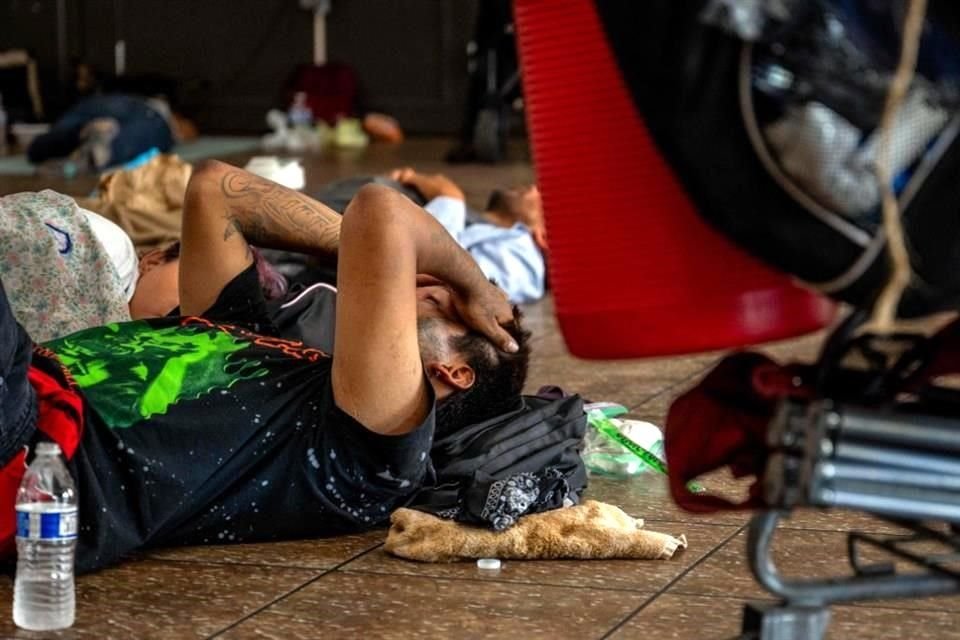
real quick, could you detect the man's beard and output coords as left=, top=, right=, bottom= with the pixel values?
left=416, top=317, right=447, bottom=363
left=418, top=317, right=462, bottom=437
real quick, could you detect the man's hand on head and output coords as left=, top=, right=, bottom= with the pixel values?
left=416, top=274, right=447, bottom=288
left=416, top=273, right=517, bottom=352
left=450, top=279, right=519, bottom=354
left=389, top=167, right=466, bottom=202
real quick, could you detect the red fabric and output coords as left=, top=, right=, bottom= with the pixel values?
left=665, top=352, right=811, bottom=512
left=26, top=366, right=84, bottom=458
left=665, top=319, right=960, bottom=513
left=288, top=63, right=357, bottom=125
left=0, top=365, right=84, bottom=558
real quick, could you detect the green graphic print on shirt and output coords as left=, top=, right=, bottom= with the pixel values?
left=44, top=320, right=269, bottom=429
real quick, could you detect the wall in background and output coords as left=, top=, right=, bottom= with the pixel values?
left=1, top=0, right=479, bottom=134
left=0, top=0, right=77, bottom=119
left=326, top=0, right=478, bottom=134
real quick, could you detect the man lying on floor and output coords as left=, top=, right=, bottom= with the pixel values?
left=0, top=160, right=530, bottom=572
left=270, top=166, right=548, bottom=304
left=0, top=190, right=287, bottom=342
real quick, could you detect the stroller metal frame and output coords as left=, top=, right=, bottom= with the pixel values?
left=740, top=312, right=960, bottom=639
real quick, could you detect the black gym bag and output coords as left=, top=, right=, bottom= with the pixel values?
left=411, top=393, right=588, bottom=530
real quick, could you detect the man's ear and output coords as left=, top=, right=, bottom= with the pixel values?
left=138, top=249, right=167, bottom=275
left=430, top=362, right=476, bottom=391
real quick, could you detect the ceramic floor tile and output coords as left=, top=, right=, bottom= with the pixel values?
left=522, top=330, right=563, bottom=357
left=525, top=358, right=695, bottom=407
left=0, top=558, right=318, bottom=639
left=776, top=506, right=911, bottom=534
left=585, top=476, right=752, bottom=526
left=824, top=603, right=960, bottom=640
left=754, top=330, right=828, bottom=363
left=671, top=527, right=960, bottom=611
left=625, top=393, right=690, bottom=425
left=524, top=331, right=717, bottom=406
left=340, top=521, right=736, bottom=593
left=607, top=594, right=960, bottom=640
left=145, top=530, right=385, bottom=569
left=219, top=571, right=650, bottom=640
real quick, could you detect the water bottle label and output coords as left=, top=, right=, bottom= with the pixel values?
left=15, top=508, right=78, bottom=540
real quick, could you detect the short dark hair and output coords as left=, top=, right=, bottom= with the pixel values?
left=485, top=189, right=509, bottom=214
left=160, top=240, right=182, bottom=263
left=435, top=307, right=532, bottom=435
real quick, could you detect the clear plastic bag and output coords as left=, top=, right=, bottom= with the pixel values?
left=583, top=405, right=666, bottom=479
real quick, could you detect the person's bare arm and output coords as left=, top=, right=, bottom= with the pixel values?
left=389, top=167, right=465, bottom=201
left=333, top=184, right=516, bottom=436
left=179, top=160, right=341, bottom=315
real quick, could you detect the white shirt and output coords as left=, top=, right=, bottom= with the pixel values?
left=423, top=196, right=545, bottom=304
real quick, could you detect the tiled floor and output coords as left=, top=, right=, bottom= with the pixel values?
left=1, top=139, right=958, bottom=638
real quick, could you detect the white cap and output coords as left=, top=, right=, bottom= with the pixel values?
left=476, top=558, right=501, bottom=571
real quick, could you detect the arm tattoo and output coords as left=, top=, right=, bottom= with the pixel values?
left=219, top=171, right=340, bottom=255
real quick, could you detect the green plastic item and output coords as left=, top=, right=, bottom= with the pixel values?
left=586, top=410, right=704, bottom=493
left=588, top=411, right=667, bottom=474
left=583, top=402, right=629, bottom=419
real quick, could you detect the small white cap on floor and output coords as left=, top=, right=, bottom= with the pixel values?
left=476, top=558, right=501, bottom=571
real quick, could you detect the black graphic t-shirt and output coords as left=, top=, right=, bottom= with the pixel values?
left=39, top=266, right=435, bottom=572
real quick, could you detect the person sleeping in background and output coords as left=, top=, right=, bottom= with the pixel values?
left=26, top=93, right=197, bottom=173
left=0, top=189, right=283, bottom=342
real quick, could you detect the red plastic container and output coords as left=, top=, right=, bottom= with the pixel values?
left=514, top=0, right=836, bottom=359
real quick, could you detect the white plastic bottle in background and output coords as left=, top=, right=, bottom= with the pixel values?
left=288, top=91, right=313, bottom=129
left=13, top=442, right=78, bottom=631
left=0, top=93, right=8, bottom=155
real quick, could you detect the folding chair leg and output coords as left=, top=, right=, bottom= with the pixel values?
left=740, top=602, right=830, bottom=640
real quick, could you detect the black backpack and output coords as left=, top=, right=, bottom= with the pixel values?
left=411, top=393, right=588, bottom=530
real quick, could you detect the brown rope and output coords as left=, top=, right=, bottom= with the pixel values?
left=866, top=0, right=928, bottom=333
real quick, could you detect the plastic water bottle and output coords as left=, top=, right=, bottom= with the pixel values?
left=13, top=442, right=78, bottom=631
left=288, top=91, right=313, bottom=129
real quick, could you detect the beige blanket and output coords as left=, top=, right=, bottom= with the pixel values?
left=385, top=500, right=687, bottom=562
left=78, top=153, right=192, bottom=252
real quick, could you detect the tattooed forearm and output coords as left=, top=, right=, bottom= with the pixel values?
left=218, top=170, right=341, bottom=256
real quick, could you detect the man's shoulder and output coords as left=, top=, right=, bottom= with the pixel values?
left=270, top=282, right=338, bottom=353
